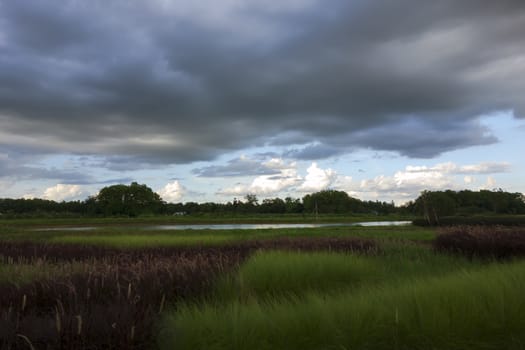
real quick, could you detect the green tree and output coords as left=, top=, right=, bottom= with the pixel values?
left=303, top=190, right=357, bottom=214
left=415, top=191, right=457, bottom=224
left=96, top=182, right=162, bottom=217
left=260, top=198, right=286, bottom=213
left=284, top=197, right=304, bottom=213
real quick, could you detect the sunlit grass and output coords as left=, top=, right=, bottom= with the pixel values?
left=215, top=251, right=383, bottom=301
left=161, top=260, right=525, bottom=350
left=214, top=242, right=479, bottom=300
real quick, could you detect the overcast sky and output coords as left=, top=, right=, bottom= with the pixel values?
left=1, top=0, right=524, bottom=204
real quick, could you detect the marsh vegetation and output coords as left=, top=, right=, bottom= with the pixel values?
left=1, top=222, right=524, bottom=349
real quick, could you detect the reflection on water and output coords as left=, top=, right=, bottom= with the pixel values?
left=147, top=221, right=412, bottom=230
left=34, top=221, right=412, bottom=231
left=34, top=227, right=98, bottom=231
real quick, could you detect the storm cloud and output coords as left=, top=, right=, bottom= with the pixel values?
left=192, top=156, right=280, bottom=177
left=1, top=0, right=525, bottom=168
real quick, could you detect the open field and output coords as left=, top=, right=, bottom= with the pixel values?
left=1, top=221, right=525, bottom=349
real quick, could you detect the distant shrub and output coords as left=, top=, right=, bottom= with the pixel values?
left=433, top=226, right=525, bottom=259
left=413, top=215, right=525, bottom=226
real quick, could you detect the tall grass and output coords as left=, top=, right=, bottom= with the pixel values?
left=0, top=246, right=245, bottom=349
left=0, top=237, right=376, bottom=349
left=215, top=251, right=383, bottom=301
left=214, top=241, right=480, bottom=301
left=50, top=233, right=238, bottom=247
left=0, top=260, right=85, bottom=286
left=161, top=260, right=525, bottom=350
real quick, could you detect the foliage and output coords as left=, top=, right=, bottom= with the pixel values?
left=95, top=182, right=163, bottom=217
left=302, top=190, right=396, bottom=215
left=1, top=187, right=523, bottom=220
left=409, top=189, right=525, bottom=224
left=0, top=198, right=86, bottom=217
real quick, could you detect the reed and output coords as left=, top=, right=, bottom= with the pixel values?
left=0, top=236, right=377, bottom=349
left=434, top=225, right=525, bottom=259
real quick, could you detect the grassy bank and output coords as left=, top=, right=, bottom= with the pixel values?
left=0, top=224, right=436, bottom=244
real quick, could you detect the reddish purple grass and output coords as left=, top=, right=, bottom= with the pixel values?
left=0, top=237, right=377, bottom=349
left=0, top=253, right=238, bottom=349
left=434, top=226, right=525, bottom=259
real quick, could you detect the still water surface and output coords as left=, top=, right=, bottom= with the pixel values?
left=35, top=221, right=412, bottom=231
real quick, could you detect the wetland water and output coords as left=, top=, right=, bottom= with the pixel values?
left=34, top=221, right=412, bottom=231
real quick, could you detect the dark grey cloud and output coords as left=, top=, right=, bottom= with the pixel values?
left=345, top=118, right=499, bottom=158
left=1, top=0, right=524, bottom=169
left=83, top=156, right=169, bottom=172
left=91, top=177, right=136, bottom=185
left=192, top=157, right=279, bottom=177
left=0, top=147, right=132, bottom=185
left=283, top=143, right=344, bottom=160
left=0, top=146, right=91, bottom=183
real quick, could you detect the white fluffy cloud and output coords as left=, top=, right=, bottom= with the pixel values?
left=42, top=184, right=84, bottom=201
left=217, top=159, right=510, bottom=203
left=482, top=176, right=497, bottom=190
left=298, top=162, right=337, bottom=192
left=262, top=158, right=295, bottom=170
left=218, top=160, right=338, bottom=197
left=463, top=176, right=475, bottom=184
left=405, top=162, right=510, bottom=174
left=218, top=163, right=302, bottom=196
left=157, top=181, right=186, bottom=202
left=335, top=161, right=510, bottom=204
left=249, top=168, right=302, bottom=195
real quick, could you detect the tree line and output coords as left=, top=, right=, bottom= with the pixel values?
left=406, top=189, right=525, bottom=225
left=0, top=182, right=523, bottom=218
